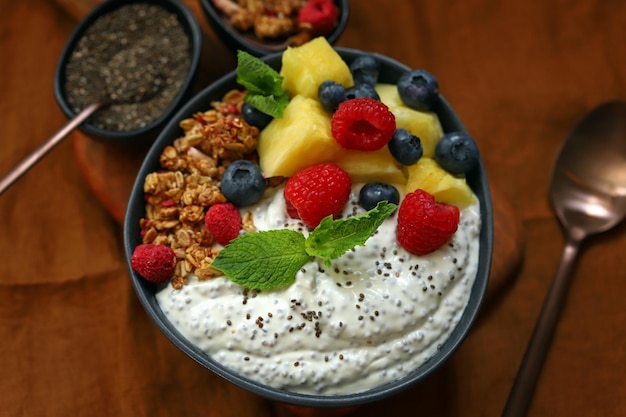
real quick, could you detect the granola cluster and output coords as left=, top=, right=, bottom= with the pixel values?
left=213, top=0, right=313, bottom=45
left=140, top=90, right=259, bottom=289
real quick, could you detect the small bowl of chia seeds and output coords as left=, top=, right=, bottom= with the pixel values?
left=199, top=0, right=350, bottom=57
left=54, top=0, right=203, bottom=144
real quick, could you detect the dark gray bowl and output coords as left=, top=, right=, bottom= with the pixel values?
left=53, top=0, right=202, bottom=144
left=198, top=0, right=349, bottom=57
left=124, top=47, right=494, bottom=407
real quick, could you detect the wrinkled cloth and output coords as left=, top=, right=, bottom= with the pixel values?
left=1, top=0, right=626, bottom=416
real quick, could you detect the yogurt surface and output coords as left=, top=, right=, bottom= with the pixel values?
left=156, top=185, right=481, bottom=395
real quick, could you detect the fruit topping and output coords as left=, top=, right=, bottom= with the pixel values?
left=406, top=157, right=475, bottom=208
left=345, top=83, right=380, bottom=101
left=375, top=84, right=444, bottom=157
left=396, top=189, right=460, bottom=255
left=318, top=80, right=347, bottom=112
left=204, top=203, right=242, bottom=246
left=359, top=182, right=400, bottom=211
left=139, top=41, right=481, bottom=292
left=397, top=69, right=439, bottom=111
left=220, top=160, right=266, bottom=207
left=284, top=163, right=352, bottom=228
left=349, top=55, right=380, bottom=86
left=331, top=97, right=396, bottom=151
left=435, top=131, right=480, bottom=175
left=131, top=243, right=177, bottom=283
left=280, top=36, right=354, bottom=100
left=298, top=0, right=340, bottom=37
left=388, top=128, right=423, bottom=165
left=332, top=147, right=405, bottom=185
left=241, top=102, right=273, bottom=129
left=258, top=95, right=341, bottom=177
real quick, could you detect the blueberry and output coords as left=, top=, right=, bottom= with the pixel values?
left=345, top=83, right=380, bottom=101
left=397, top=69, right=439, bottom=111
left=435, top=132, right=479, bottom=175
left=350, top=55, right=380, bottom=86
left=242, top=103, right=273, bottom=129
left=318, top=80, right=347, bottom=112
left=359, top=182, right=400, bottom=211
left=388, top=128, right=423, bottom=165
left=220, top=160, right=266, bottom=207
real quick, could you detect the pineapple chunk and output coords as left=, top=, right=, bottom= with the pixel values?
left=406, top=157, right=475, bottom=208
left=376, top=84, right=444, bottom=157
left=332, top=147, right=406, bottom=187
left=281, top=37, right=354, bottom=100
left=257, top=95, right=343, bottom=177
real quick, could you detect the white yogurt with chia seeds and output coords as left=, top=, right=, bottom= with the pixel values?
left=156, top=185, right=481, bottom=395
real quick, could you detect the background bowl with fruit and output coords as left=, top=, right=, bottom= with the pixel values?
left=199, top=0, right=349, bottom=56
left=124, top=39, right=493, bottom=407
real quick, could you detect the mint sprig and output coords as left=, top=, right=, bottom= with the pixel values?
left=211, top=201, right=397, bottom=290
left=236, top=50, right=289, bottom=118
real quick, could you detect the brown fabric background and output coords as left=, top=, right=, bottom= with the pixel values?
left=1, top=0, right=625, bottom=416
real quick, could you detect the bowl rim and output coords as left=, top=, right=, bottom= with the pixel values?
left=53, top=0, right=203, bottom=142
left=123, top=46, right=494, bottom=407
left=198, top=0, right=350, bottom=57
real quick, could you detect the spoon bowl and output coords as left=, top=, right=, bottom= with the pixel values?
left=502, top=101, right=626, bottom=417
left=550, top=101, right=626, bottom=235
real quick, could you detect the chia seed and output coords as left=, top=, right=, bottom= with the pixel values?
left=63, top=3, right=191, bottom=132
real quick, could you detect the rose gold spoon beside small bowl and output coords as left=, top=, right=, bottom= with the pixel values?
left=0, top=45, right=162, bottom=196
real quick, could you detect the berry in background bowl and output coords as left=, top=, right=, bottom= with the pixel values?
left=199, top=0, right=349, bottom=56
left=53, top=0, right=202, bottom=144
left=124, top=37, right=493, bottom=407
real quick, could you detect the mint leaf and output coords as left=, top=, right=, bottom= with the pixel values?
left=236, top=50, right=283, bottom=96
left=211, top=229, right=312, bottom=290
left=236, top=50, right=289, bottom=118
left=305, top=201, right=397, bottom=266
left=245, top=93, right=289, bottom=120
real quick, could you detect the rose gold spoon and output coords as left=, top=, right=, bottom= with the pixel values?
left=502, top=101, right=626, bottom=417
left=0, top=44, right=162, bottom=196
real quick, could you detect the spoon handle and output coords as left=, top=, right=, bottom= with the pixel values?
left=501, top=231, right=584, bottom=417
left=0, top=102, right=103, bottom=196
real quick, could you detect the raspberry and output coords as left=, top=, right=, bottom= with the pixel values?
left=331, top=98, right=396, bottom=151
left=131, top=243, right=176, bottom=283
left=396, top=190, right=460, bottom=256
left=204, top=203, right=242, bottom=246
left=284, top=163, right=352, bottom=228
left=298, top=0, right=339, bottom=36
